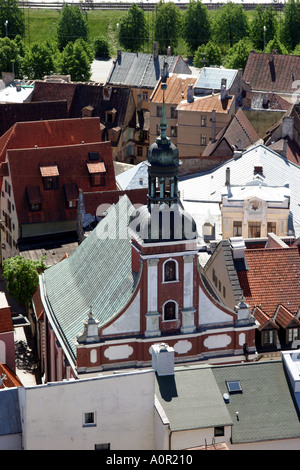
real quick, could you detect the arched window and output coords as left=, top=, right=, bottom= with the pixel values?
left=164, top=260, right=177, bottom=282
left=164, top=301, right=177, bottom=321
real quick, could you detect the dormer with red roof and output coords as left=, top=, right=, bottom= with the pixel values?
left=0, top=118, right=116, bottom=261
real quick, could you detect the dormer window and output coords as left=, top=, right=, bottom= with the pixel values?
left=105, top=108, right=117, bottom=124
left=40, top=164, right=59, bottom=190
left=26, top=186, right=42, bottom=211
left=64, top=183, right=78, bottom=209
left=87, top=154, right=106, bottom=187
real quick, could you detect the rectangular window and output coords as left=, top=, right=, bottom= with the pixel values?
left=267, top=222, right=276, bottom=234
left=288, top=328, right=300, bottom=342
left=142, top=91, right=148, bottom=101
left=214, top=426, right=225, bottom=437
left=171, top=126, right=177, bottom=137
left=171, top=107, right=178, bottom=119
left=83, top=412, right=96, bottom=427
left=201, top=135, right=207, bottom=146
left=262, top=330, right=274, bottom=345
left=43, top=176, right=59, bottom=190
left=95, top=443, right=110, bottom=450
left=157, top=106, right=162, bottom=117
left=201, top=115, right=207, bottom=127
left=248, top=222, right=261, bottom=238
left=137, top=146, right=143, bottom=157
left=233, top=221, right=242, bottom=237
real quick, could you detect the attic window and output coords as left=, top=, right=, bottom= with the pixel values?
left=88, top=152, right=99, bottom=161
left=87, top=161, right=106, bottom=186
left=40, top=164, right=59, bottom=190
left=226, top=380, right=242, bottom=394
left=105, top=108, right=117, bottom=123
left=26, top=186, right=42, bottom=212
left=64, top=183, right=78, bottom=209
left=254, top=166, right=263, bottom=175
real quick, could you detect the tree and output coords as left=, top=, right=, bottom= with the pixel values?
left=249, top=5, right=278, bottom=51
left=264, top=36, right=288, bottom=55
left=0, top=36, right=23, bottom=76
left=281, top=0, right=300, bottom=50
left=224, top=38, right=253, bottom=70
left=119, top=3, right=147, bottom=53
left=194, top=41, right=222, bottom=68
left=0, top=0, right=25, bottom=39
left=57, top=4, right=89, bottom=51
left=154, top=1, right=181, bottom=54
left=212, top=2, right=249, bottom=49
left=58, top=39, right=92, bottom=82
left=2, top=256, right=47, bottom=311
left=22, top=42, right=57, bottom=79
left=94, top=35, right=111, bottom=59
left=182, top=0, right=211, bottom=55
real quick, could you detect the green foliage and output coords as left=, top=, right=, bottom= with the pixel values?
left=0, top=0, right=25, bottom=39
left=182, top=0, right=211, bottom=55
left=154, top=1, right=182, bottom=54
left=212, top=2, right=249, bottom=49
left=119, top=3, right=147, bottom=53
left=22, top=42, right=57, bottom=79
left=2, top=256, right=47, bottom=309
left=249, top=5, right=278, bottom=51
left=281, top=0, right=300, bottom=50
left=224, top=38, right=253, bottom=70
left=194, top=41, right=222, bottom=68
left=57, top=4, right=89, bottom=51
left=264, top=36, right=288, bottom=55
left=93, top=35, right=110, bottom=58
left=58, top=39, right=92, bottom=82
left=0, top=36, right=23, bottom=76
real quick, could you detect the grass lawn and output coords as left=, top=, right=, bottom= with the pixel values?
left=23, top=7, right=262, bottom=58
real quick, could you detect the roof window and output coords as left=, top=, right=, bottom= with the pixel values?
left=226, top=380, right=242, bottom=394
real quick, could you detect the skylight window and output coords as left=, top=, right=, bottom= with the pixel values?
left=226, top=380, right=242, bottom=394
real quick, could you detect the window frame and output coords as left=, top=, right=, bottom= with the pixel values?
left=162, top=300, right=178, bottom=322
left=162, top=259, right=179, bottom=283
left=83, top=411, right=96, bottom=427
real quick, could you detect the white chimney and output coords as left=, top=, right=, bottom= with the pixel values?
left=230, top=237, right=246, bottom=260
left=151, top=343, right=174, bottom=376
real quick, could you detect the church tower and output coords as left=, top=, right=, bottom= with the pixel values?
left=129, top=82, right=199, bottom=338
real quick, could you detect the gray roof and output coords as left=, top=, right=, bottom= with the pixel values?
left=42, top=195, right=140, bottom=359
left=0, top=388, right=21, bottom=436
left=155, top=365, right=232, bottom=431
left=194, top=67, right=238, bottom=93
left=212, top=361, right=300, bottom=444
left=155, top=361, right=300, bottom=444
left=116, top=161, right=149, bottom=190
left=107, top=52, right=190, bottom=89
left=179, top=144, right=300, bottom=239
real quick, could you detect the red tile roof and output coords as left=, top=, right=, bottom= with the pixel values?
left=8, top=140, right=116, bottom=225
left=274, top=304, right=300, bottom=328
left=253, top=307, right=279, bottom=331
left=0, top=362, right=22, bottom=389
left=243, top=51, right=300, bottom=94
left=83, top=188, right=148, bottom=216
left=238, top=247, right=300, bottom=317
left=0, top=117, right=102, bottom=167
left=0, top=305, right=13, bottom=333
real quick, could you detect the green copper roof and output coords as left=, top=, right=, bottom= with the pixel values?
left=42, top=195, right=140, bottom=358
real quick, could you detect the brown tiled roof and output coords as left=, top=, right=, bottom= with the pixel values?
left=32, top=81, right=77, bottom=113
left=151, top=74, right=198, bottom=104
left=203, top=108, right=260, bottom=157
left=274, top=304, right=300, bottom=328
left=253, top=306, right=279, bottom=331
left=177, top=92, right=234, bottom=113
left=0, top=100, right=68, bottom=138
left=243, top=51, right=300, bottom=94
left=238, top=247, right=300, bottom=316
left=0, top=305, right=13, bottom=333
